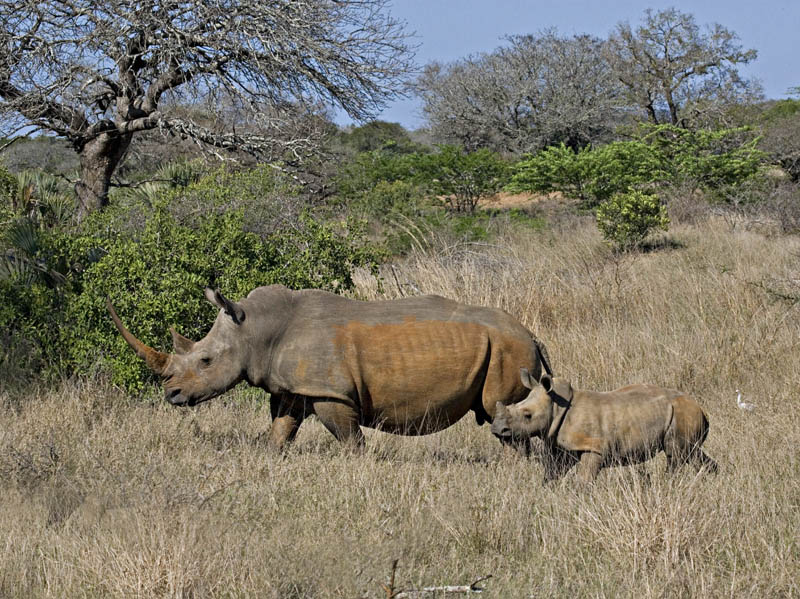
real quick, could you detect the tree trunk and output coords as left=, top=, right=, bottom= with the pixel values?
left=75, top=131, right=132, bottom=220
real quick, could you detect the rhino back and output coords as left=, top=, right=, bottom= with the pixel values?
left=559, top=386, right=677, bottom=458
left=265, top=290, right=537, bottom=432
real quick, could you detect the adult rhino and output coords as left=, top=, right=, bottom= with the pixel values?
left=107, top=285, right=551, bottom=449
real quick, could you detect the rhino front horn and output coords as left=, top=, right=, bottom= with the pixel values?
left=106, top=298, right=170, bottom=375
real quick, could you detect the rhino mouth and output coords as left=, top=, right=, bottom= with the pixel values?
left=490, top=419, right=513, bottom=439
left=166, top=390, right=219, bottom=407
left=491, top=426, right=513, bottom=439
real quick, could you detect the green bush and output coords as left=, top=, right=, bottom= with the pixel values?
left=507, top=142, right=661, bottom=206
left=581, top=141, right=663, bottom=204
left=335, top=151, right=418, bottom=199
left=412, top=145, right=510, bottom=213
left=60, top=206, right=381, bottom=391
left=641, top=125, right=765, bottom=197
left=0, top=166, right=384, bottom=392
left=508, top=126, right=765, bottom=206
left=337, top=145, right=509, bottom=214
left=338, top=121, right=425, bottom=155
left=506, top=144, right=587, bottom=199
left=0, top=163, right=15, bottom=205
left=596, top=190, right=670, bottom=250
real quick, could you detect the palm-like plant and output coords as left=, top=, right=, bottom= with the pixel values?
left=1, top=169, right=74, bottom=287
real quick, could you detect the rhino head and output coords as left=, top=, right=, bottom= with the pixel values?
left=107, top=288, right=250, bottom=406
left=491, top=369, right=573, bottom=441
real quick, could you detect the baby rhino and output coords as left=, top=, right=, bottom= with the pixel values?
left=492, top=369, right=718, bottom=483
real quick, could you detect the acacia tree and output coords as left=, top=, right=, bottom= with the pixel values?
left=606, top=8, right=761, bottom=128
left=0, top=0, right=414, bottom=217
left=417, top=31, right=622, bottom=155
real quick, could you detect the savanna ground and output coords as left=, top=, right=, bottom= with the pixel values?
left=1, top=207, right=799, bottom=598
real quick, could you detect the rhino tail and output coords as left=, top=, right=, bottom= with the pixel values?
left=685, top=408, right=717, bottom=473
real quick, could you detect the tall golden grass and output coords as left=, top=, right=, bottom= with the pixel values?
left=1, top=215, right=798, bottom=598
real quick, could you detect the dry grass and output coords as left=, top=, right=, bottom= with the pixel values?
left=2, top=216, right=799, bottom=598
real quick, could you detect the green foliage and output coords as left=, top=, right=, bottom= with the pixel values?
left=0, top=163, right=15, bottom=205
left=506, top=144, right=586, bottom=197
left=508, top=142, right=661, bottom=206
left=335, top=150, right=417, bottom=199
left=581, top=141, right=663, bottom=204
left=62, top=205, right=381, bottom=391
left=338, top=120, right=424, bottom=155
left=508, top=126, right=765, bottom=206
left=337, top=145, right=509, bottom=214
left=758, top=98, right=800, bottom=123
left=412, top=146, right=510, bottom=213
left=1, top=166, right=383, bottom=391
left=596, top=189, right=670, bottom=250
left=640, top=124, right=765, bottom=197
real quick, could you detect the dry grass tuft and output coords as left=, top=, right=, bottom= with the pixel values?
left=2, top=217, right=799, bottom=597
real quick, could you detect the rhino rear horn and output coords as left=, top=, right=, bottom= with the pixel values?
left=106, top=298, right=170, bottom=374
left=204, top=288, right=245, bottom=324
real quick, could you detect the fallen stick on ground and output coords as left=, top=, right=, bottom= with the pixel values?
left=383, top=561, right=491, bottom=598
left=393, top=575, right=492, bottom=597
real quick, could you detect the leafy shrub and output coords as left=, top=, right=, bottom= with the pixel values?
left=641, top=125, right=765, bottom=196
left=0, top=163, right=15, bottom=204
left=335, top=151, right=418, bottom=199
left=0, top=275, right=66, bottom=386
left=338, top=120, right=425, bottom=155
left=411, top=145, right=510, bottom=213
left=61, top=205, right=381, bottom=391
left=581, top=141, right=663, bottom=204
left=508, top=142, right=661, bottom=206
left=1, top=166, right=384, bottom=391
left=506, top=144, right=587, bottom=199
left=508, top=126, right=765, bottom=206
left=596, top=190, right=670, bottom=250
left=337, top=145, right=509, bottom=214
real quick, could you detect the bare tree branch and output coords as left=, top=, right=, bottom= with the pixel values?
left=0, top=0, right=415, bottom=216
left=417, top=31, right=622, bottom=154
left=606, top=8, right=761, bottom=128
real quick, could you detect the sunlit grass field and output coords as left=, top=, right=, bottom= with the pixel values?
left=1, top=214, right=798, bottom=597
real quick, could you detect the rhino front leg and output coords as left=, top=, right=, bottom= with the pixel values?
left=576, top=452, right=604, bottom=483
left=312, top=399, right=365, bottom=447
left=542, top=446, right=577, bottom=483
left=267, top=394, right=307, bottom=451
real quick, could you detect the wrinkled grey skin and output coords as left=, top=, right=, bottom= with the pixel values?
left=491, top=369, right=718, bottom=483
left=108, top=285, right=551, bottom=449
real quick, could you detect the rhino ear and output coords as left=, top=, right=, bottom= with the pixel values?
left=170, top=327, right=195, bottom=355
left=204, top=287, right=245, bottom=324
left=519, top=367, right=537, bottom=390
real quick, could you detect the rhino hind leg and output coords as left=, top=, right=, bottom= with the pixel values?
left=312, top=399, right=365, bottom=447
left=689, top=449, right=718, bottom=474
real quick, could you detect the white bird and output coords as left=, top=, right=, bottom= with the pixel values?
left=736, top=389, right=755, bottom=411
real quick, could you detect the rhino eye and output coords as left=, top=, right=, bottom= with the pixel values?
left=524, top=412, right=532, bottom=420
left=200, top=357, right=212, bottom=367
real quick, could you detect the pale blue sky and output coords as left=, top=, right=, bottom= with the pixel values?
left=359, top=0, right=799, bottom=129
